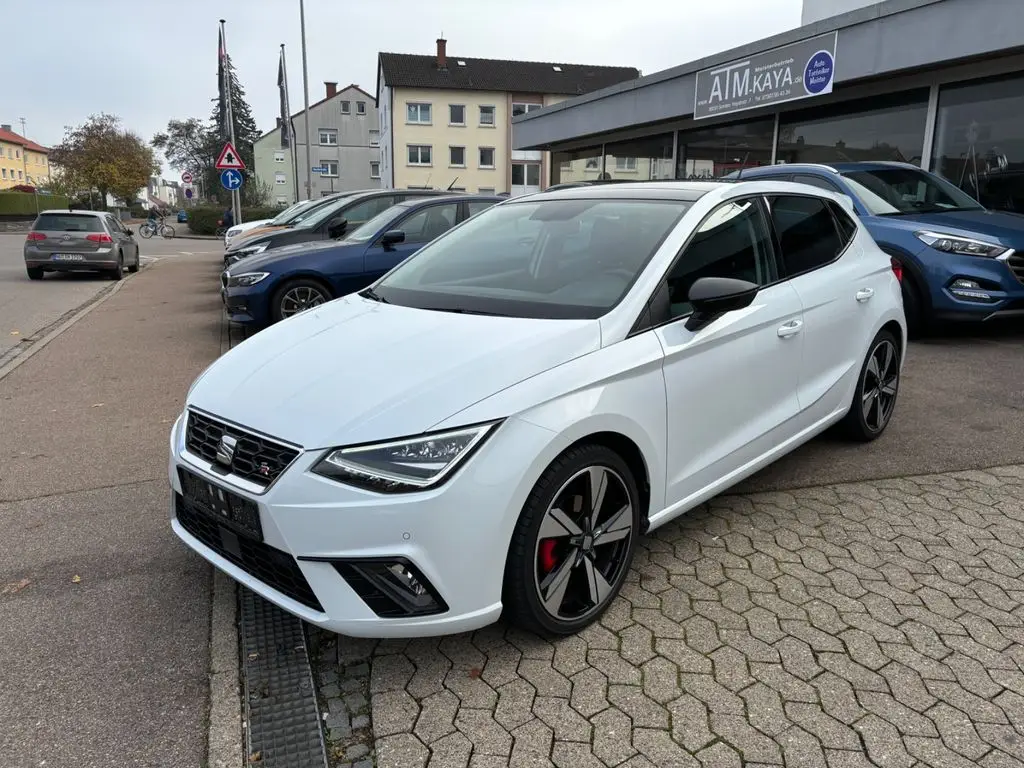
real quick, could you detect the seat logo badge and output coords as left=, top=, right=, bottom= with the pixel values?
left=258, top=462, right=271, bottom=477
left=215, top=435, right=238, bottom=466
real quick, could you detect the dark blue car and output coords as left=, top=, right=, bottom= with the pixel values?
left=221, top=194, right=503, bottom=326
left=724, top=162, right=1024, bottom=335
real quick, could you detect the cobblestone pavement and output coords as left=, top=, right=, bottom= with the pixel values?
left=362, top=465, right=1024, bottom=768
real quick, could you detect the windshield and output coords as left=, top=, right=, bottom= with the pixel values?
left=297, top=196, right=358, bottom=229
left=269, top=199, right=315, bottom=225
left=841, top=167, right=985, bottom=215
left=371, top=198, right=692, bottom=319
left=342, top=206, right=405, bottom=244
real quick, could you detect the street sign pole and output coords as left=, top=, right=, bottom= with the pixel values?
left=299, top=0, right=313, bottom=201
left=221, top=19, right=242, bottom=226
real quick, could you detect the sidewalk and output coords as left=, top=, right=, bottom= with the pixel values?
left=0, top=257, right=224, bottom=767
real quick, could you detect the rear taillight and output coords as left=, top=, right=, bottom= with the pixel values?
left=86, top=233, right=113, bottom=243
left=26, top=232, right=45, bottom=241
left=890, top=256, right=904, bottom=283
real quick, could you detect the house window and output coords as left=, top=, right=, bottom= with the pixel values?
left=369, top=129, right=379, bottom=147
left=615, top=157, right=638, bottom=171
left=274, top=172, right=287, bottom=185
left=276, top=196, right=288, bottom=204
left=479, top=147, right=495, bottom=168
left=560, top=161, right=572, bottom=171
left=585, top=157, right=600, bottom=170
left=357, top=101, right=366, bottom=115
left=274, top=151, right=286, bottom=163
left=319, top=129, right=338, bottom=145
left=407, top=144, right=432, bottom=166
left=406, top=103, right=432, bottom=124
left=450, top=186, right=466, bottom=192
left=479, top=105, right=495, bottom=126
left=449, top=146, right=466, bottom=167
left=15, top=149, right=20, bottom=159
left=370, top=161, right=381, bottom=179
left=18, top=170, right=23, bottom=180
left=478, top=187, right=495, bottom=194
left=321, top=161, right=339, bottom=177
left=449, top=104, right=465, bottom=125
left=341, top=101, right=351, bottom=114
left=511, top=103, right=543, bottom=117
left=1, top=169, right=6, bottom=179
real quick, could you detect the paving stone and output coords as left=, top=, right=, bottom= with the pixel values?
left=668, top=693, right=716, bottom=752
left=510, top=717, right=553, bottom=762
left=426, top=731, right=473, bottom=768
left=494, top=679, right=536, bottom=731
left=777, top=725, right=826, bottom=768
left=784, top=702, right=861, bottom=750
left=454, top=709, right=512, bottom=757
left=855, top=714, right=916, bottom=768
left=926, top=702, right=992, bottom=761
left=371, top=689, right=419, bottom=737
left=856, top=692, right=938, bottom=738
left=568, top=666, right=608, bottom=718
left=414, top=690, right=459, bottom=744
left=695, top=741, right=742, bottom=768
left=376, top=733, right=429, bottom=768
left=709, top=714, right=783, bottom=764
left=592, top=707, right=636, bottom=765
left=632, top=728, right=701, bottom=767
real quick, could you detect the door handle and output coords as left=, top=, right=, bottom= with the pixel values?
left=856, top=288, right=875, bottom=302
left=777, top=319, right=803, bottom=338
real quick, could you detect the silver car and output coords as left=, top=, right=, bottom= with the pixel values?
left=24, top=209, right=140, bottom=280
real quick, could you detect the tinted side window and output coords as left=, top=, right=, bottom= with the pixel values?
left=793, top=173, right=842, bottom=193
left=827, top=200, right=858, bottom=246
left=343, top=196, right=395, bottom=225
left=396, top=202, right=460, bottom=243
left=467, top=200, right=497, bottom=217
left=666, top=199, right=776, bottom=319
left=768, top=195, right=844, bottom=277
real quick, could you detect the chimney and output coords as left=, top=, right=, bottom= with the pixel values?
left=0, top=124, right=10, bottom=132
left=325, top=81, right=337, bottom=99
left=436, top=38, right=447, bottom=70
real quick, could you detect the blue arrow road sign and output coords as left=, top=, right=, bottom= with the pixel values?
left=220, top=169, right=244, bottom=191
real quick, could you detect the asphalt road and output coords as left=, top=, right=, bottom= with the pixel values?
left=0, top=252, right=224, bottom=767
left=0, top=230, right=208, bottom=367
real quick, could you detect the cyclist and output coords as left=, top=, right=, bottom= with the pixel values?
left=146, top=208, right=160, bottom=233
left=223, top=206, right=234, bottom=230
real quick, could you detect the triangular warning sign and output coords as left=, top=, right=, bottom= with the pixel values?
left=215, top=142, right=246, bottom=170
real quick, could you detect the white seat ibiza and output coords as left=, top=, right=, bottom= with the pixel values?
left=169, top=181, right=906, bottom=638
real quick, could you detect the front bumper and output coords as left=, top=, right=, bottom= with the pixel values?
left=220, top=278, right=270, bottom=326
left=922, top=248, right=1024, bottom=321
left=168, top=410, right=558, bottom=637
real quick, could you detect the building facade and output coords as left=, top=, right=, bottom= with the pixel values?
left=513, top=0, right=1024, bottom=215
left=0, top=125, right=49, bottom=189
left=255, top=82, right=380, bottom=206
left=376, top=39, right=639, bottom=195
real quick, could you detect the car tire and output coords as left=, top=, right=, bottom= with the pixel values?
left=127, top=253, right=139, bottom=274
left=502, top=443, right=641, bottom=636
left=271, top=278, right=332, bottom=323
left=840, top=328, right=901, bottom=442
left=110, top=254, right=124, bottom=281
left=26, top=267, right=44, bottom=280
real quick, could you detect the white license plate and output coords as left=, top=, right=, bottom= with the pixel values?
left=52, top=254, right=86, bottom=261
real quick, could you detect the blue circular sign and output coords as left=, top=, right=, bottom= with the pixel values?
left=803, top=50, right=834, bottom=95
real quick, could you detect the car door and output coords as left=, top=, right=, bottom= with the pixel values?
left=653, top=196, right=805, bottom=509
left=111, top=216, right=138, bottom=262
left=362, top=201, right=462, bottom=281
left=764, top=193, right=873, bottom=423
left=104, top=215, right=131, bottom=261
left=329, top=195, right=397, bottom=238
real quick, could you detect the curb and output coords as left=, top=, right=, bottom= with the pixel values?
left=207, top=570, right=242, bottom=768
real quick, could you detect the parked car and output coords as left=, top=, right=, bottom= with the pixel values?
left=223, top=190, right=453, bottom=267
left=223, top=198, right=312, bottom=248
left=224, top=194, right=355, bottom=255
left=171, top=180, right=905, bottom=638
left=723, top=161, right=1024, bottom=335
left=24, top=209, right=140, bottom=280
left=221, top=194, right=503, bottom=326
left=176, top=210, right=188, bottom=223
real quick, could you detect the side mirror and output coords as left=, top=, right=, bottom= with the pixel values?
left=327, top=217, right=349, bottom=238
left=126, top=228, right=134, bottom=236
left=379, top=229, right=405, bottom=250
left=684, top=276, right=759, bottom=332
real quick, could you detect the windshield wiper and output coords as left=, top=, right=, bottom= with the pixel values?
left=421, top=306, right=499, bottom=316
left=360, top=287, right=390, bottom=303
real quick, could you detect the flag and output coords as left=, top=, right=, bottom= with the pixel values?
left=218, top=25, right=229, bottom=139
left=278, top=46, right=293, bottom=149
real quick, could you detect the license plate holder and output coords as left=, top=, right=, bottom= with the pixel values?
left=52, top=253, right=86, bottom=262
left=179, top=468, right=264, bottom=541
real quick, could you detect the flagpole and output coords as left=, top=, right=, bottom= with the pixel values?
left=281, top=44, right=300, bottom=203
left=299, top=0, right=313, bottom=200
left=220, top=18, right=242, bottom=225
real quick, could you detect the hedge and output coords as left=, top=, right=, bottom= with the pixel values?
left=0, top=191, right=70, bottom=217
left=185, top=206, right=283, bottom=235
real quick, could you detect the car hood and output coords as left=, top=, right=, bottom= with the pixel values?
left=186, top=295, right=601, bottom=448
left=228, top=224, right=289, bottom=248
left=875, top=208, right=1024, bottom=249
left=228, top=240, right=358, bottom=273
left=230, top=219, right=271, bottom=234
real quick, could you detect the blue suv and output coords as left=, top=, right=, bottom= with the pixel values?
left=724, top=162, right=1024, bottom=335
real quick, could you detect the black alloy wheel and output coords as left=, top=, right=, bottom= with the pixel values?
left=841, top=328, right=900, bottom=441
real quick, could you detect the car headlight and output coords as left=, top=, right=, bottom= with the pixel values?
left=311, top=422, right=500, bottom=493
left=226, top=272, right=270, bottom=287
left=915, top=231, right=1008, bottom=258
left=226, top=227, right=241, bottom=237
left=235, top=242, right=269, bottom=257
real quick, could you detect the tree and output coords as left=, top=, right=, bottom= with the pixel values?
left=211, top=54, right=262, bottom=205
left=152, top=118, right=220, bottom=202
left=50, top=114, right=157, bottom=209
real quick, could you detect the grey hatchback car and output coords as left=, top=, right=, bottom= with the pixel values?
left=24, top=209, right=140, bottom=280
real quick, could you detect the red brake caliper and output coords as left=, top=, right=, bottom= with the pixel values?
left=539, top=540, right=558, bottom=572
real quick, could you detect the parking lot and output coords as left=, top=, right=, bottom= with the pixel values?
left=1, top=246, right=1022, bottom=768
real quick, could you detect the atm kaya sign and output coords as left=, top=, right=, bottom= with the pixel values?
left=693, top=32, right=837, bottom=120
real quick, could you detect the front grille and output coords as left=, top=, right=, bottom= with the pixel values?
left=176, top=493, right=324, bottom=612
left=185, top=411, right=299, bottom=488
left=1006, top=252, right=1024, bottom=285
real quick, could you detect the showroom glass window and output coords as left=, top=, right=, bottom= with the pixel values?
left=603, top=133, right=674, bottom=181
left=550, top=146, right=603, bottom=185
left=777, top=89, right=929, bottom=166
left=675, top=118, right=775, bottom=179
left=930, top=73, right=1024, bottom=212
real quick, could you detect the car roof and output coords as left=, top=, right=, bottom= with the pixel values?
left=515, top=181, right=724, bottom=203
left=391, top=194, right=504, bottom=209
left=728, top=160, right=923, bottom=178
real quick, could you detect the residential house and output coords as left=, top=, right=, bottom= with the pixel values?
left=0, top=124, right=50, bottom=189
left=375, top=39, right=639, bottom=195
left=255, top=82, right=380, bottom=205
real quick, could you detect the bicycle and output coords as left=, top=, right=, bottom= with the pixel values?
left=139, top=219, right=176, bottom=239
left=214, top=220, right=228, bottom=237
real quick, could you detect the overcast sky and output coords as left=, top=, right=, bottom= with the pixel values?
left=12, top=0, right=802, bottom=174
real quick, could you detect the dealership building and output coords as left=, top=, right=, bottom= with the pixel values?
left=512, top=0, right=1024, bottom=212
